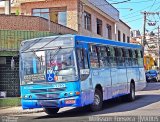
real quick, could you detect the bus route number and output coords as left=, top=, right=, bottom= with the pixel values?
left=53, top=84, right=66, bottom=88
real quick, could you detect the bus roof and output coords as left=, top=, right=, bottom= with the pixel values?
left=20, top=34, right=142, bottom=51
left=75, top=35, right=142, bottom=49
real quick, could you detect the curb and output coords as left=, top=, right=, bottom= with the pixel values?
left=0, top=108, right=44, bottom=116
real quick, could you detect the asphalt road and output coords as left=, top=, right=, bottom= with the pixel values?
left=5, top=83, right=160, bottom=122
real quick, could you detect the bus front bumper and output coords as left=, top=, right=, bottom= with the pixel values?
left=21, top=96, right=82, bottom=109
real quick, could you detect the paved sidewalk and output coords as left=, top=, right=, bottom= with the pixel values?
left=0, top=107, right=43, bottom=116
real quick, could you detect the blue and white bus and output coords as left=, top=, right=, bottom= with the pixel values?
left=19, top=35, right=146, bottom=114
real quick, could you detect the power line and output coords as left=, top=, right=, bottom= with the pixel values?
left=149, top=0, right=156, bottom=11
left=93, top=0, right=130, bottom=6
left=126, top=0, right=154, bottom=4
left=122, top=13, right=141, bottom=20
left=111, top=0, right=131, bottom=4
left=121, top=2, right=160, bottom=18
left=154, top=5, right=160, bottom=11
left=109, top=0, right=154, bottom=4
left=125, top=17, right=142, bottom=23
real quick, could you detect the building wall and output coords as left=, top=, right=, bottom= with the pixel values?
left=78, top=1, right=116, bottom=40
left=15, top=0, right=119, bottom=40
left=20, top=0, right=79, bottom=31
left=0, top=7, right=19, bottom=15
left=116, top=20, right=130, bottom=42
left=0, top=15, right=76, bottom=34
left=1, top=0, right=131, bottom=41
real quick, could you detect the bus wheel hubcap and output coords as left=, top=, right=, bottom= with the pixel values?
left=131, top=86, right=135, bottom=99
left=94, top=94, right=100, bottom=105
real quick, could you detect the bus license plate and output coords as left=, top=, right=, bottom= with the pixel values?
left=65, top=99, right=75, bottom=104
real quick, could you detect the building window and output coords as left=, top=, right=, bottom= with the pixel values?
left=123, top=33, right=126, bottom=42
left=57, top=11, right=67, bottom=26
left=118, top=30, right=121, bottom=41
left=106, top=24, right=112, bottom=39
left=84, top=11, right=91, bottom=31
left=32, top=8, right=49, bottom=20
left=49, top=7, right=67, bottom=26
left=127, top=36, right=130, bottom=43
left=32, top=7, right=67, bottom=26
left=97, top=18, right=102, bottom=36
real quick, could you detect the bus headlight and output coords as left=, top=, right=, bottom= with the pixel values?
left=23, top=95, right=27, bottom=99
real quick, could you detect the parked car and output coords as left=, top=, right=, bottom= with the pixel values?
left=145, top=70, right=159, bottom=82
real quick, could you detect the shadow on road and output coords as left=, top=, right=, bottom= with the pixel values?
left=34, top=94, right=160, bottom=120
left=142, top=83, right=160, bottom=91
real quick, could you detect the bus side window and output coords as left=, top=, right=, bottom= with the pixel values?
left=122, top=48, right=127, bottom=66
left=129, top=49, right=133, bottom=66
left=109, top=46, right=116, bottom=67
left=89, top=45, right=99, bottom=68
left=138, top=50, right=144, bottom=67
left=116, top=48, right=123, bottom=66
left=77, top=48, right=85, bottom=69
left=114, top=47, right=119, bottom=66
left=124, top=49, right=129, bottom=66
left=106, top=46, right=111, bottom=66
left=77, top=48, right=89, bottom=69
left=77, top=48, right=89, bottom=81
left=98, top=46, right=108, bottom=67
left=132, top=49, right=136, bottom=66
left=135, top=50, right=139, bottom=66
left=140, top=50, right=143, bottom=58
left=84, top=49, right=89, bottom=69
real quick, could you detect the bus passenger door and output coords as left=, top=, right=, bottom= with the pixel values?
left=97, top=46, right=112, bottom=100
left=110, top=66, right=118, bottom=97
left=108, top=47, right=118, bottom=97
left=77, top=47, right=94, bottom=105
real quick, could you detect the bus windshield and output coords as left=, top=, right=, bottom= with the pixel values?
left=20, top=48, right=78, bottom=85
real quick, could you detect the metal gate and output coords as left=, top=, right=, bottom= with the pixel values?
left=0, top=56, right=20, bottom=97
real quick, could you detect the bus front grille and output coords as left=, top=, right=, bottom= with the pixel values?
left=35, top=93, right=60, bottom=99
left=37, top=100, right=58, bottom=107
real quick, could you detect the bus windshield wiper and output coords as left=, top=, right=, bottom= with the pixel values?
left=48, top=46, right=61, bottom=61
left=21, top=38, right=43, bottom=52
left=35, top=36, right=59, bottom=51
left=22, top=36, right=59, bottom=52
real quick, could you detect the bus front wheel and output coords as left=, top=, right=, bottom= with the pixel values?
left=90, top=89, right=103, bottom=112
left=44, top=108, right=59, bottom=115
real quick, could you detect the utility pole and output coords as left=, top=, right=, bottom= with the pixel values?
left=142, top=11, right=147, bottom=46
left=141, top=11, right=160, bottom=70
left=158, top=26, right=160, bottom=69
left=141, top=12, right=160, bottom=46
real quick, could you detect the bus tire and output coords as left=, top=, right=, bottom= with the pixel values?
left=44, top=108, right=59, bottom=115
left=90, top=89, right=103, bottom=112
left=127, top=82, right=135, bottom=102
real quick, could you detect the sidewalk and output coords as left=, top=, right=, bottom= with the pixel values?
left=0, top=106, right=44, bottom=116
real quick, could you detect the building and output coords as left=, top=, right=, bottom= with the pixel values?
left=131, top=30, right=141, bottom=38
left=0, top=0, right=131, bottom=42
left=117, top=19, right=131, bottom=43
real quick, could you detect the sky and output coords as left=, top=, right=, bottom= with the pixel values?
left=107, top=0, right=160, bottom=33
left=0, top=0, right=159, bottom=33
